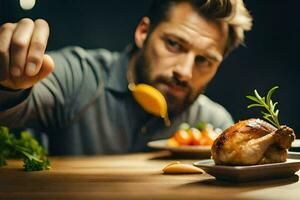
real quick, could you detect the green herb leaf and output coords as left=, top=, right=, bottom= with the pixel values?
left=246, top=95, right=261, bottom=104
left=266, top=86, right=279, bottom=105
left=0, top=127, right=50, bottom=171
left=246, top=86, right=281, bottom=128
left=247, top=104, right=264, bottom=109
left=196, top=122, right=206, bottom=131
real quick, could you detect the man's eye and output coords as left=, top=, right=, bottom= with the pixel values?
left=195, top=56, right=213, bottom=71
left=195, top=56, right=206, bottom=64
left=165, top=38, right=182, bottom=52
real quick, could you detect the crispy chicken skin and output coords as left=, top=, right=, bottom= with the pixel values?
left=211, top=119, right=296, bottom=165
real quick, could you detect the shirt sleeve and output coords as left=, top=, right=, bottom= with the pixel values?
left=0, top=86, right=31, bottom=110
left=0, top=46, right=102, bottom=132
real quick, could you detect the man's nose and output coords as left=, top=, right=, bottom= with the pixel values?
left=173, top=53, right=194, bottom=82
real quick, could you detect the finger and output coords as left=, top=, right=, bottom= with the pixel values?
left=10, top=18, right=34, bottom=77
left=25, top=19, right=50, bottom=77
left=0, top=23, right=16, bottom=81
left=37, top=54, right=55, bottom=81
left=0, top=54, right=54, bottom=90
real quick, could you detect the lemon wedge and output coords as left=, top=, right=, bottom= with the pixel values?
left=162, top=161, right=204, bottom=174
left=129, top=83, right=170, bottom=126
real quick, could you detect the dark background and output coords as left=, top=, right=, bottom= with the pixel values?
left=1, top=0, right=299, bottom=136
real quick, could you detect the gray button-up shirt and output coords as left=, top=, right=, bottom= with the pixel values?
left=0, top=47, right=233, bottom=155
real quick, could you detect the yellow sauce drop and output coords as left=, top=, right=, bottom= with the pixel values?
left=129, top=83, right=170, bottom=126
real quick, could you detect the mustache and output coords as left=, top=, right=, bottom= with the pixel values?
left=154, top=76, right=192, bottom=92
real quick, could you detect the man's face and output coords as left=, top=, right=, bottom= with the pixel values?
left=134, top=2, right=228, bottom=115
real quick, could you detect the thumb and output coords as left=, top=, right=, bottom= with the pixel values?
left=37, top=54, right=55, bottom=80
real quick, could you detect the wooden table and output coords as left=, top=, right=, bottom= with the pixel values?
left=0, top=151, right=299, bottom=200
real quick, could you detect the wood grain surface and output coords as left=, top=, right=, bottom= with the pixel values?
left=0, top=151, right=299, bottom=200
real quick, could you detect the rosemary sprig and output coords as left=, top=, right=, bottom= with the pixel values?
left=246, top=86, right=281, bottom=129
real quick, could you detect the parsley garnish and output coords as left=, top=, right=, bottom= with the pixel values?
left=0, top=126, right=50, bottom=171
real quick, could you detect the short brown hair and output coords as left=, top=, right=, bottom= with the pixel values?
left=146, top=0, right=253, bottom=55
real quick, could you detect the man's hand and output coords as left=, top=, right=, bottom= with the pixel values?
left=0, top=18, right=54, bottom=90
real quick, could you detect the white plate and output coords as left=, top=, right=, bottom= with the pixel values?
left=292, top=139, right=300, bottom=148
left=148, top=139, right=300, bottom=156
left=147, top=139, right=211, bottom=156
left=194, top=154, right=300, bottom=182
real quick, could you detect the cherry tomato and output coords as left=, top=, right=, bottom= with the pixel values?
left=188, top=128, right=202, bottom=145
left=167, top=138, right=179, bottom=147
left=200, top=137, right=214, bottom=146
left=174, top=130, right=192, bottom=145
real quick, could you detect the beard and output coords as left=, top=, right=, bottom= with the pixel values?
left=134, top=48, right=206, bottom=117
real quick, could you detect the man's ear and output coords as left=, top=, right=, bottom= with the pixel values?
left=134, top=17, right=150, bottom=49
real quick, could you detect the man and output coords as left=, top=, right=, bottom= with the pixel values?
left=0, top=0, right=252, bottom=155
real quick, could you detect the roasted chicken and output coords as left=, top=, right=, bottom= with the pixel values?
left=211, top=118, right=295, bottom=165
